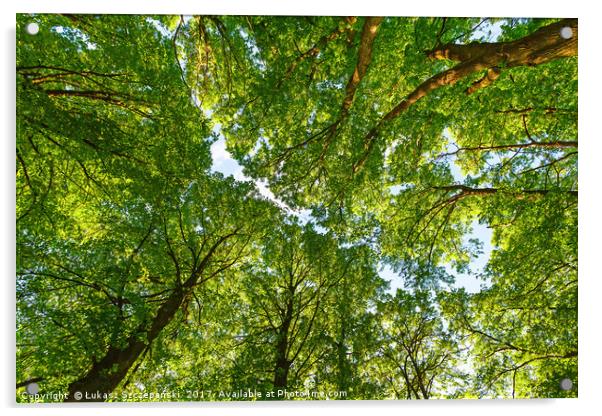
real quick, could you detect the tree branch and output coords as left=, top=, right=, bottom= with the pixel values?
left=437, top=140, right=578, bottom=158
left=432, top=184, right=577, bottom=199
left=277, top=17, right=357, bottom=87
left=352, top=18, right=578, bottom=174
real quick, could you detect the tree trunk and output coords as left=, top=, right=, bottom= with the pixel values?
left=272, top=297, right=294, bottom=393
left=336, top=323, right=350, bottom=395
left=64, top=232, right=237, bottom=402
left=65, top=289, right=185, bottom=401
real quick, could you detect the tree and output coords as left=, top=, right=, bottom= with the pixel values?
left=16, top=14, right=279, bottom=401
left=229, top=223, right=381, bottom=397
left=373, top=290, right=465, bottom=399
left=16, top=14, right=577, bottom=401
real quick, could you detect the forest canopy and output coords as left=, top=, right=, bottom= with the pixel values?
left=16, top=14, right=577, bottom=401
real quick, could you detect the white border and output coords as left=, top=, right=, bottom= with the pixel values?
left=3, top=1, right=599, bottom=415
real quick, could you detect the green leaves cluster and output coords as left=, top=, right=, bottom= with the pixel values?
left=16, top=14, right=577, bottom=401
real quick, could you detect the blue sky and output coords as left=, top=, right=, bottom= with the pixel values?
left=210, top=128, right=316, bottom=221
left=210, top=125, right=494, bottom=294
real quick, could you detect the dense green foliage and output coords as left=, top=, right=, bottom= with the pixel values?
left=16, top=14, right=577, bottom=401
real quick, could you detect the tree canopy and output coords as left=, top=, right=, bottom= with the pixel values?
left=16, top=14, right=577, bottom=401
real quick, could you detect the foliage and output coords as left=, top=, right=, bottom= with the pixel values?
left=16, top=14, right=577, bottom=401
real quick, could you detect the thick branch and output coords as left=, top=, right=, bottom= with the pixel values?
left=428, top=18, right=577, bottom=65
left=495, top=106, right=575, bottom=115
left=403, top=19, right=576, bottom=112
left=433, top=184, right=578, bottom=199
left=352, top=19, right=578, bottom=174
left=340, top=17, right=383, bottom=116
left=438, top=140, right=578, bottom=157
left=466, top=66, right=501, bottom=94
left=316, top=17, right=382, bottom=169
